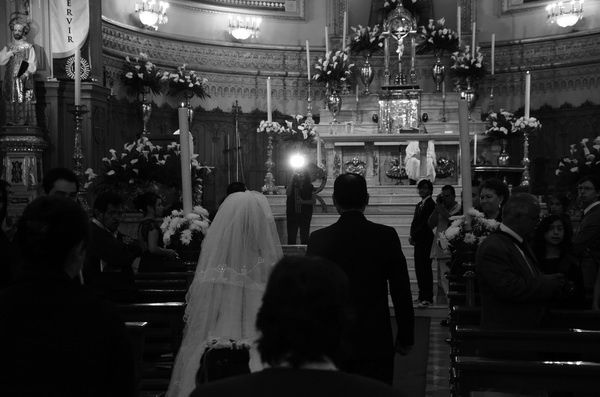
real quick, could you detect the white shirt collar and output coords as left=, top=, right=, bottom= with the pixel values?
left=421, top=195, right=432, bottom=203
left=499, top=223, right=523, bottom=244
left=584, top=200, right=600, bottom=215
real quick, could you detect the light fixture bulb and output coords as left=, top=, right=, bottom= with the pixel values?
left=289, top=153, right=307, bottom=170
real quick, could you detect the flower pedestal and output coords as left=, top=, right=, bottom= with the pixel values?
left=140, top=89, right=152, bottom=136
left=325, top=86, right=342, bottom=124
left=497, top=138, right=510, bottom=166
left=359, top=55, right=375, bottom=95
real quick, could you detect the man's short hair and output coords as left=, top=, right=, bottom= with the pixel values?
left=93, top=191, right=124, bottom=213
left=226, top=181, right=246, bottom=196
left=502, top=193, right=540, bottom=221
left=577, top=175, right=600, bottom=192
left=441, top=184, right=456, bottom=197
left=333, top=173, right=368, bottom=209
left=15, top=196, right=88, bottom=273
left=256, top=256, right=350, bottom=368
left=42, top=167, right=79, bottom=194
left=417, top=179, right=433, bottom=191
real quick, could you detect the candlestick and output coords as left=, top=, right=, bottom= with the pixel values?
left=442, top=80, right=446, bottom=100
left=355, top=83, right=359, bottom=103
left=384, top=36, right=390, bottom=86
left=458, top=99, right=473, bottom=221
left=178, top=107, right=193, bottom=215
left=457, top=6, right=461, bottom=46
left=74, top=47, right=81, bottom=106
left=306, top=40, right=311, bottom=82
left=524, top=71, right=531, bottom=119
left=491, top=33, right=495, bottom=76
left=342, top=11, right=347, bottom=50
left=471, top=22, right=476, bottom=59
left=267, top=77, right=272, bottom=122
left=325, top=26, right=329, bottom=54
left=473, top=132, right=478, bottom=165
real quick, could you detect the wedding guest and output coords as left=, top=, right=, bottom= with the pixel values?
left=286, top=170, right=315, bottom=244
left=189, top=256, right=405, bottom=397
left=307, top=173, right=414, bottom=385
left=476, top=194, right=566, bottom=330
left=533, top=214, right=585, bottom=309
left=134, top=192, right=179, bottom=272
left=479, top=178, right=509, bottom=221
left=42, top=167, right=79, bottom=201
left=83, top=191, right=141, bottom=302
left=0, top=196, right=135, bottom=396
left=546, top=192, right=570, bottom=217
left=572, top=176, right=600, bottom=308
left=410, top=178, right=436, bottom=307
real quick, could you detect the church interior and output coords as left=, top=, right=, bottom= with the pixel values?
left=1, top=0, right=600, bottom=395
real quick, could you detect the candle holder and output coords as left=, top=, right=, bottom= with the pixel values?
left=520, top=131, right=531, bottom=188
left=262, top=134, right=278, bottom=195
left=69, top=104, right=89, bottom=211
left=441, top=94, right=447, bottom=122
left=487, top=76, right=496, bottom=114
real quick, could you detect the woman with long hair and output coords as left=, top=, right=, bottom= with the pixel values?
left=167, top=190, right=283, bottom=397
left=533, top=214, right=585, bottom=308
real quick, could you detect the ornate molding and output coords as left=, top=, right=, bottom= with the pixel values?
left=170, top=0, right=305, bottom=19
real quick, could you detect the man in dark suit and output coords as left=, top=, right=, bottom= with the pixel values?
left=0, top=196, right=135, bottom=396
left=476, top=193, right=566, bottom=330
left=306, top=173, right=414, bottom=385
left=572, top=175, right=600, bottom=308
left=409, top=179, right=436, bottom=307
left=84, top=191, right=141, bottom=302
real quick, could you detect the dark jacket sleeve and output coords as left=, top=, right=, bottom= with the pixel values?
left=573, top=209, right=600, bottom=257
left=385, top=227, right=415, bottom=347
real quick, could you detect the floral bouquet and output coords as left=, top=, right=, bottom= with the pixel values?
left=512, top=116, right=542, bottom=135
left=312, top=50, right=354, bottom=88
left=349, top=24, right=385, bottom=57
left=555, top=136, right=600, bottom=191
left=85, top=137, right=212, bottom=201
left=440, top=208, right=500, bottom=260
left=257, top=120, right=286, bottom=136
left=121, top=52, right=163, bottom=96
left=383, top=0, right=419, bottom=14
left=161, top=205, right=210, bottom=260
left=450, top=45, right=485, bottom=82
left=417, top=18, right=459, bottom=55
left=281, top=115, right=317, bottom=145
left=163, top=64, right=210, bottom=100
left=483, top=110, right=516, bottom=140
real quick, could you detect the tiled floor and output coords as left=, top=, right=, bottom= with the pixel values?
left=420, top=306, right=452, bottom=397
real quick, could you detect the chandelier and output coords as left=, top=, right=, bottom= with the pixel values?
left=135, top=0, right=169, bottom=30
left=228, top=15, right=262, bottom=41
left=546, top=0, right=584, bottom=28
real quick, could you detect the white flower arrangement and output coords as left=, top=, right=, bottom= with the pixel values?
left=312, top=50, right=354, bottom=86
left=512, top=116, right=542, bottom=134
left=257, top=120, right=285, bottom=135
left=419, top=18, right=459, bottom=54
left=484, top=110, right=517, bottom=139
left=204, top=338, right=252, bottom=351
left=160, top=205, right=210, bottom=247
left=283, top=114, right=317, bottom=144
left=439, top=208, right=500, bottom=254
left=162, top=64, right=210, bottom=99
left=450, top=45, right=485, bottom=80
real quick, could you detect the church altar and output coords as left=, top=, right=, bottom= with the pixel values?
left=317, top=90, right=487, bottom=186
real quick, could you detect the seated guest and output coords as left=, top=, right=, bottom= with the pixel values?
left=42, top=167, right=79, bottom=201
left=0, top=196, right=135, bottom=396
left=533, top=214, right=585, bottom=309
left=84, top=191, right=141, bottom=302
left=479, top=178, right=509, bottom=221
left=190, top=256, right=405, bottom=397
left=134, top=192, right=179, bottom=272
left=476, top=193, right=566, bottom=330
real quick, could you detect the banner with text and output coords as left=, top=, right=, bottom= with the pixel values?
left=50, top=0, right=90, bottom=80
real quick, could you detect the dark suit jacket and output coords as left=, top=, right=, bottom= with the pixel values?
left=0, top=271, right=135, bottom=396
left=476, top=230, right=560, bottom=330
left=573, top=203, right=600, bottom=293
left=83, top=221, right=141, bottom=301
left=190, top=368, right=406, bottom=397
left=410, top=196, right=435, bottom=243
left=306, top=211, right=414, bottom=359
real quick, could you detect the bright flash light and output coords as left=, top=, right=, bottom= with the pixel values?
left=289, top=153, right=307, bottom=170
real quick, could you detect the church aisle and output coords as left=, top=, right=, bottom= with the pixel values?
left=423, top=307, right=451, bottom=397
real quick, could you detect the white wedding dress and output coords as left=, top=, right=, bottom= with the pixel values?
left=166, top=191, right=283, bottom=397
left=405, top=140, right=437, bottom=182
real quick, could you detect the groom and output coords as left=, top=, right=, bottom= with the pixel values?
left=307, top=173, right=414, bottom=384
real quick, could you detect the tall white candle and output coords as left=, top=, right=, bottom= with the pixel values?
left=442, top=80, right=446, bottom=100
left=325, top=26, right=329, bottom=54
left=491, top=33, right=495, bottom=75
left=473, top=132, right=478, bottom=165
left=411, top=36, right=416, bottom=69
left=74, top=47, right=81, bottom=106
left=457, top=6, right=461, bottom=45
left=458, top=99, right=473, bottom=221
left=342, top=11, right=347, bottom=50
left=267, top=77, right=272, bottom=122
left=524, top=71, right=531, bottom=119
left=355, top=83, right=359, bottom=102
left=306, top=40, right=311, bottom=82
left=178, top=107, right=193, bottom=215
left=471, top=22, right=476, bottom=59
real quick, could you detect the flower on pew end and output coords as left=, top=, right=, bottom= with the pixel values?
left=440, top=208, right=500, bottom=255
left=161, top=206, right=211, bottom=247
left=204, top=338, right=252, bottom=350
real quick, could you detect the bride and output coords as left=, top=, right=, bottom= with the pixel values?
left=167, top=190, right=283, bottom=397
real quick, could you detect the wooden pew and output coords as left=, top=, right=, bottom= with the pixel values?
left=135, top=288, right=187, bottom=303
left=125, top=321, right=148, bottom=395
left=134, top=278, right=189, bottom=290
left=451, top=357, right=600, bottom=396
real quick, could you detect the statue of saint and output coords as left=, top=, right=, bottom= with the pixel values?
left=0, top=17, right=37, bottom=126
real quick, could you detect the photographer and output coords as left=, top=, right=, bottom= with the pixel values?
left=286, top=169, right=315, bottom=245
left=428, top=185, right=461, bottom=296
